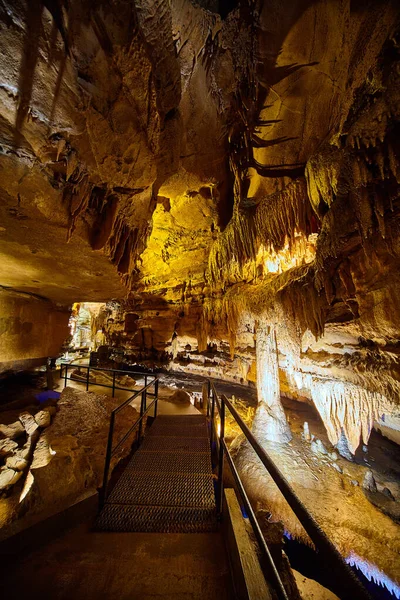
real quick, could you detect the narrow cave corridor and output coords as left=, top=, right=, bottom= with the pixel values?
left=1, top=1, right=400, bottom=599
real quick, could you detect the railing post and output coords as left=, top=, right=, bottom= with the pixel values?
left=100, top=410, right=115, bottom=509
left=64, top=364, right=68, bottom=388
left=154, top=377, right=159, bottom=418
left=217, top=397, right=225, bottom=517
left=138, top=391, right=145, bottom=442
left=210, top=388, right=215, bottom=447
left=86, top=366, right=90, bottom=391
left=145, top=374, right=147, bottom=388
left=112, top=371, right=116, bottom=398
left=206, top=379, right=211, bottom=417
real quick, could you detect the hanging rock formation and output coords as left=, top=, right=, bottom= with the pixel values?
left=1, top=1, right=400, bottom=453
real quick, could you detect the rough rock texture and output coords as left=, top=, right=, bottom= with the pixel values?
left=1, top=0, right=400, bottom=451
left=167, top=389, right=192, bottom=404
left=0, top=289, right=69, bottom=374
left=293, top=570, right=340, bottom=600
left=0, top=387, right=138, bottom=540
left=2, top=0, right=400, bottom=590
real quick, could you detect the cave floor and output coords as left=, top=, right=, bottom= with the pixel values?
left=0, top=523, right=233, bottom=600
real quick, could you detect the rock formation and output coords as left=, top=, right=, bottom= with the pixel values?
left=2, top=1, right=400, bottom=449
left=1, top=0, right=400, bottom=594
left=0, top=387, right=138, bottom=539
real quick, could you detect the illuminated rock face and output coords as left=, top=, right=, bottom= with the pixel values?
left=1, top=1, right=400, bottom=448
left=254, top=322, right=292, bottom=444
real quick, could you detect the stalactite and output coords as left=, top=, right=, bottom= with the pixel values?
left=207, top=178, right=314, bottom=286
left=196, top=311, right=209, bottom=353
left=207, top=209, right=258, bottom=284
left=65, top=173, right=92, bottom=241
left=346, top=552, right=400, bottom=599
left=305, top=147, right=344, bottom=215
left=255, top=178, right=313, bottom=250
left=286, top=375, right=391, bottom=454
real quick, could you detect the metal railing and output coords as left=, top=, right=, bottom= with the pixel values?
left=100, top=374, right=159, bottom=508
left=207, top=380, right=372, bottom=600
left=60, top=362, right=159, bottom=509
left=60, top=362, right=153, bottom=397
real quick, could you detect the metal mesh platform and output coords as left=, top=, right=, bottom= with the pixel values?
left=150, top=415, right=206, bottom=425
left=96, top=413, right=217, bottom=533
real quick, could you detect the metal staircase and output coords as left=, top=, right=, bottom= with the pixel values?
left=96, top=414, right=217, bottom=533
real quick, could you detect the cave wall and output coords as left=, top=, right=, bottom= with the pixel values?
left=0, top=289, right=70, bottom=375
left=1, top=0, right=400, bottom=451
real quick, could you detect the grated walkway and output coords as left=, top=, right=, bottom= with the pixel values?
left=96, top=414, right=217, bottom=533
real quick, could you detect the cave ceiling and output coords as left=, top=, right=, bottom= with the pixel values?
left=1, top=0, right=400, bottom=334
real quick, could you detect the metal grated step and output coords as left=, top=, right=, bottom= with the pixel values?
left=107, top=471, right=215, bottom=508
left=96, top=504, right=217, bottom=533
left=151, top=415, right=207, bottom=425
left=147, top=424, right=208, bottom=438
left=125, top=451, right=213, bottom=474
left=96, top=411, right=216, bottom=533
left=141, top=435, right=210, bottom=453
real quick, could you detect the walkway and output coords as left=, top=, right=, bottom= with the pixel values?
left=0, top=526, right=233, bottom=600
left=97, top=414, right=217, bottom=533
left=0, top=380, right=234, bottom=599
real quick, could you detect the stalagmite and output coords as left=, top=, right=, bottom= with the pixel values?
left=253, top=320, right=292, bottom=443
left=302, top=421, right=311, bottom=441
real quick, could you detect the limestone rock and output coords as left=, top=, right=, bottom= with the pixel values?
left=42, top=406, right=57, bottom=417
left=332, top=463, right=343, bottom=474
left=293, top=570, right=340, bottom=600
left=256, top=509, right=284, bottom=564
left=0, top=438, right=18, bottom=457
left=252, top=403, right=293, bottom=444
left=382, top=487, right=395, bottom=501
left=362, top=470, right=377, bottom=493
left=19, top=412, right=39, bottom=436
left=302, top=422, right=311, bottom=442
left=34, top=410, right=52, bottom=429
left=0, top=467, right=22, bottom=490
left=311, top=439, right=328, bottom=456
left=0, top=421, right=25, bottom=440
left=329, top=452, right=338, bottom=461
left=167, top=390, right=191, bottom=404
left=27, top=387, right=139, bottom=518
left=5, top=455, right=28, bottom=471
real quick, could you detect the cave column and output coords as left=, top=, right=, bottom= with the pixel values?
left=253, top=319, right=292, bottom=443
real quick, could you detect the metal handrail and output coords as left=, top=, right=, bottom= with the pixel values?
left=60, top=362, right=151, bottom=397
left=60, top=361, right=159, bottom=509
left=100, top=375, right=159, bottom=507
left=207, top=380, right=373, bottom=600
